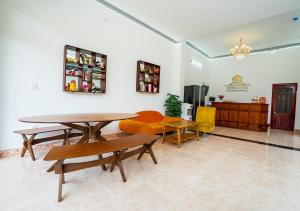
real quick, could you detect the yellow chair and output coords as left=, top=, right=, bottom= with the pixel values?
left=195, top=106, right=216, bottom=133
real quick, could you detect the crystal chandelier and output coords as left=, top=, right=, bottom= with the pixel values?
left=230, top=38, right=252, bottom=59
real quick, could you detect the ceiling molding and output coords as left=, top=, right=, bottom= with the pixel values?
left=251, top=42, right=300, bottom=53
left=186, top=41, right=211, bottom=58
left=95, top=0, right=300, bottom=60
left=95, top=0, right=178, bottom=44
left=187, top=41, right=300, bottom=59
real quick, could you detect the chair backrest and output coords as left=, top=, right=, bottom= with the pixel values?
left=133, top=110, right=164, bottom=123
left=196, top=107, right=216, bottom=124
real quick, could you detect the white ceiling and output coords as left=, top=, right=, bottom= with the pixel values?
left=105, top=0, right=300, bottom=41
left=189, top=9, right=300, bottom=57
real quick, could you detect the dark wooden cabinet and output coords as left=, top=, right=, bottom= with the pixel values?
left=212, top=102, right=269, bottom=131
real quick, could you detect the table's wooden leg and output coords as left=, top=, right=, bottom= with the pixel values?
left=61, top=123, right=90, bottom=144
left=94, top=130, right=107, bottom=171
left=60, top=122, right=113, bottom=172
left=93, top=122, right=114, bottom=171
left=97, top=154, right=107, bottom=171
left=177, top=129, right=181, bottom=148
left=162, top=126, right=166, bottom=143
left=21, top=134, right=36, bottom=161
left=62, top=129, right=71, bottom=145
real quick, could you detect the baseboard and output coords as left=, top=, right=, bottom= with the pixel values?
left=295, top=129, right=300, bottom=135
left=0, top=132, right=124, bottom=159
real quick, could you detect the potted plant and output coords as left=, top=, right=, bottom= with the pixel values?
left=164, top=93, right=182, bottom=117
left=218, top=95, right=224, bottom=102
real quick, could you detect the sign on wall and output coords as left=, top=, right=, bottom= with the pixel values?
left=225, top=74, right=250, bottom=92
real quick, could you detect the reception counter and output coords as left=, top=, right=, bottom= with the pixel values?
left=211, top=102, right=269, bottom=132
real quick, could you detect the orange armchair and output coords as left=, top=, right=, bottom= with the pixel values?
left=119, top=110, right=182, bottom=135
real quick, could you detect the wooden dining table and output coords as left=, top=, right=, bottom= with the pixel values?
left=19, top=113, right=138, bottom=171
left=19, top=113, right=137, bottom=143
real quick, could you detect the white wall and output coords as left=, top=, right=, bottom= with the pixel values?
left=182, top=43, right=300, bottom=129
left=184, top=45, right=210, bottom=88
left=1, top=0, right=299, bottom=150
left=0, top=0, right=181, bottom=150
left=208, top=47, right=300, bottom=129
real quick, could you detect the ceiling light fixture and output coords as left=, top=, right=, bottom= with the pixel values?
left=190, top=59, right=203, bottom=69
left=230, top=38, right=252, bottom=60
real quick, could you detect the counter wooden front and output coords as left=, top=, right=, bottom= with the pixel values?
left=212, top=102, right=269, bottom=132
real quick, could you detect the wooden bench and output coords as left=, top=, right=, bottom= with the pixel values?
left=14, top=125, right=82, bottom=161
left=44, top=133, right=160, bottom=202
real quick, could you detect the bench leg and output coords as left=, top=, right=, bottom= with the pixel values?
left=117, top=160, right=126, bottom=182
left=111, top=150, right=127, bottom=182
left=27, top=141, right=35, bottom=161
left=137, top=141, right=157, bottom=164
left=97, top=154, right=107, bottom=171
left=47, top=161, right=58, bottom=172
left=20, top=142, right=27, bottom=157
left=58, top=173, right=64, bottom=202
left=110, top=151, right=118, bottom=172
left=21, top=134, right=36, bottom=161
left=148, top=146, right=157, bottom=164
left=137, top=145, right=147, bottom=160
left=56, top=160, right=64, bottom=202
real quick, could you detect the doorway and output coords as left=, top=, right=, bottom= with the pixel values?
left=271, top=83, right=297, bottom=131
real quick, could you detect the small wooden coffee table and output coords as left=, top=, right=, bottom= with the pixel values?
left=161, top=120, right=199, bottom=147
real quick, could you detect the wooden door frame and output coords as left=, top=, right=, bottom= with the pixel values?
left=271, top=83, right=297, bottom=130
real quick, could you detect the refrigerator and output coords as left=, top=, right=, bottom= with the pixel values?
left=183, top=85, right=200, bottom=120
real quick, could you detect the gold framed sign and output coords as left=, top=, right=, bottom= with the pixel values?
left=225, top=74, right=250, bottom=92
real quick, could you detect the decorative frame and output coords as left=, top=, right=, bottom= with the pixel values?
left=63, top=45, right=107, bottom=94
left=136, top=60, right=160, bottom=93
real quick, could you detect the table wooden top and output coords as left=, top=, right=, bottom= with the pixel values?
left=19, top=113, right=138, bottom=124
left=161, top=120, right=198, bottom=129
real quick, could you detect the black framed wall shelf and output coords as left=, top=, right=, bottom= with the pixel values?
left=63, top=45, right=107, bottom=94
left=136, top=60, right=160, bottom=93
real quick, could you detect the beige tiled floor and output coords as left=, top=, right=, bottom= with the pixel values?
left=1, top=132, right=300, bottom=211
left=212, top=126, right=300, bottom=148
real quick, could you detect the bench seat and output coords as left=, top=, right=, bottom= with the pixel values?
left=44, top=133, right=160, bottom=202
left=14, top=125, right=82, bottom=161
left=14, top=125, right=71, bottom=135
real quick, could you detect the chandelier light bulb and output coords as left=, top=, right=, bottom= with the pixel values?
left=230, top=38, right=251, bottom=59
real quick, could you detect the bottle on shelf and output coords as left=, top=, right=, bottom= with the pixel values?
left=140, top=62, right=145, bottom=72
left=139, top=81, right=145, bottom=92
left=148, top=84, right=152, bottom=92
